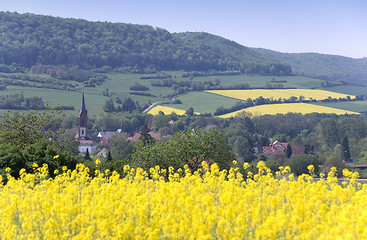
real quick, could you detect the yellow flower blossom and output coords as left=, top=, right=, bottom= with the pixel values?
left=0, top=162, right=365, bottom=239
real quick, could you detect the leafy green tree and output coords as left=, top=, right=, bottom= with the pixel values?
left=341, top=136, right=351, bottom=162
left=152, top=114, right=171, bottom=130
left=173, top=121, right=185, bottom=132
left=0, top=140, right=78, bottom=179
left=232, top=136, right=255, bottom=163
left=185, top=107, right=194, bottom=116
left=139, top=125, right=154, bottom=145
left=266, top=159, right=280, bottom=173
left=84, top=148, right=91, bottom=160
left=286, top=143, right=292, bottom=158
left=0, top=108, right=62, bottom=147
left=56, top=131, right=80, bottom=155
left=319, top=153, right=345, bottom=178
left=132, top=129, right=235, bottom=172
left=103, top=98, right=115, bottom=112
left=304, top=144, right=314, bottom=154
left=319, top=118, right=340, bottom=148
left=284, top=154, right=319, bottom=176
left=106, top=150, right=112, bottom=162
left=109, top=133, right=134, bottom=161
left=122, top=98, right=137, bottom=113
left=272, top=134, right=289, bottom=142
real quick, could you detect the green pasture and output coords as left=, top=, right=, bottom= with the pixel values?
left=1, top=85, right=109, bottom=116
left=165, top=91, right=239, bottom=114
left=104, top=73, right=172, bottom=101
left=314, top=100, right=367, bottom=113
left=190, top=75, right=323, bottom=89
left=1, top=72, right=366, bottom=117
left=320, top=85, right=367, bottom=96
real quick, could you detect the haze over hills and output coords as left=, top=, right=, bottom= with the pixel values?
left=0, top=11, right=367, bottom=83
left=254, top=48, right=367, bottom=83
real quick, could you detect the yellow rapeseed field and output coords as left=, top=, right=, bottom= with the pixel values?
left=206, top=89, right=355, bottom=101
left=219, top=103, right=359, bottom=118
left=0, top=161, right=366, bottom=239
left=147, top=105, right=186, bottom=115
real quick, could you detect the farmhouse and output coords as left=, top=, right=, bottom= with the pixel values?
left=260, top=140, right=304, bottom=158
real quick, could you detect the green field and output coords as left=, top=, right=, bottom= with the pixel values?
left=320, top=85, right=367, bottom=96
left=189, top=75, right=323, bottom=89
left=1, top=73, right=367, bottom=116
left=165, top=92, right=239, bottom=114
left=314, top=100, right=367, bottom=113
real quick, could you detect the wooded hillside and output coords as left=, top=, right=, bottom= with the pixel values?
left=0, top=11, right=290, bottom=74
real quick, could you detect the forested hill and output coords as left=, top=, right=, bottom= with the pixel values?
left=1, top=11, right=366, bottom=82
left=0, top=11, right=290, bottom=74
left=255, top=48, right=367, bottom=84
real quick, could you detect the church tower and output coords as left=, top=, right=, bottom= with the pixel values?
left=79, top=93, right=88, bottom=139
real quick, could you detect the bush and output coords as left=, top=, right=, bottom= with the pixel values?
left=284, top=154, right=319, bottom=176
left=0, top=140, right=79, bottom=179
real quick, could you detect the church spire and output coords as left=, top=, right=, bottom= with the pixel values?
left=81, top=92, right=86, bottom=112
left=79, top=93, right=88, bottom=139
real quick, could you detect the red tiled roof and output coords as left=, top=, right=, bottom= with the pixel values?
left=291, top=146, right=305, bottom=155
left=262, top=146, right=285, bottom=156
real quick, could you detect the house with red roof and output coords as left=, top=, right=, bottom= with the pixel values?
left=261, top=140, right=304, bottom=158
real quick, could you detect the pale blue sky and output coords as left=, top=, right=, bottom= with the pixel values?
left=2, top=0, right=367, bottom=58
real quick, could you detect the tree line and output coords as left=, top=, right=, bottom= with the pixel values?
left=0, top=11, right=291, bottom=74
left=2, top=107, right=367, bottom=181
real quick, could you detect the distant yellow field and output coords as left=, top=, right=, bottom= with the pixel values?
left=219, top=103, right=359, bottom=118
left=147, top=105, right=187, bottom=115
left=206, top=89, right=355, bottom=101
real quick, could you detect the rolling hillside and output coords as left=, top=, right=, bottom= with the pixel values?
left=0, top=11, right=289, bottom=74
left=1, top=11, right=367, bottom=116
left=254, top=48, right=367, bottom=84
left=1, top=11, right=367, bottom=83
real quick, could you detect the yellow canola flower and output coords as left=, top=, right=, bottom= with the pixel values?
left=95, top=159, right=101, bottom=166
left=206, top=89, right=355, bottom=101
left=219, top=103, right=359, bottom=118
left=0, top=162, right=365, bottom=239
left=148, top=105, right=200, bottom=116
left=148, top=105, right=186, bottom=115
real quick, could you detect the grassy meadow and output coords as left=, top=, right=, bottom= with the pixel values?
left=1, top=73, right=367, bottom=117
left=314, top=100, right=367, bottom=113
left=191, top=75, right=323, bottom=89
left=165, top=91, right=239, bottom=114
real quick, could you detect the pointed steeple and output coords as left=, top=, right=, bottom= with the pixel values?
left=81, top=92, right=86, bottom=112
left=79, top=93, right=88, bottom=138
